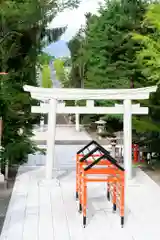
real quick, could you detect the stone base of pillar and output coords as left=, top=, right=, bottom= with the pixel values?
left=75, top=126, right=80, bottom=132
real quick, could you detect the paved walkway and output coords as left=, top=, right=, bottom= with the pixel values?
left=26, top=144, right=86, bottom=168
left=1, top=126, right=160, bottom=240
left=56, top=115, right=68, bottom=124
left=1, top=166, right=160, bottom=240
left=32, top=125, right=92, bottom=148
left=27, top=125, right=92, bottom=168
left=32, top=125, right=91, bottom=143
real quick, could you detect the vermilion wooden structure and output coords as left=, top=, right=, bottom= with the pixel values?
left=132, top=144, right=139, bottom=163
left=76, top=141, right=125, bottom=228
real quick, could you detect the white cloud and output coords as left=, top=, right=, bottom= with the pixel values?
left=48, top=0, right=105, bottom=41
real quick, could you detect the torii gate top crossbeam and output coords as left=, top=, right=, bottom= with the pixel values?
left=23, top=85, right=157, bottom=100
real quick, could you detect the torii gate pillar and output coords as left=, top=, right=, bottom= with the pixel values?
left=46, top=98, right=57, bottom=179
left=123, top=99, right=132, bottom=179
left=75, top=113, right=80, bottom=131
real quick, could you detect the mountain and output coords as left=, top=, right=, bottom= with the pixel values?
left=42, top=40, right=70, bottom=58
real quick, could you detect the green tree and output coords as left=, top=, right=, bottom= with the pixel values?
left=132, top=3, right=160, bottom=152
left=83, top=0, right=147, bottom=89
left=54, top=58, right=68, bottom=86
left=0, top=0, right=78, bottom=167
left=38, top=53, right=54, bottom=66
left=68, top=0, right=148, bottom=125
left=132, top=3, right=160, bottom=85
left=68, top=26, right=88, bottom=88
left=42, top=65, right=52, bottom=88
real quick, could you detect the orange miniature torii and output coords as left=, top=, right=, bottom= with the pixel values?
left=76, top=140, right=125, bottom=228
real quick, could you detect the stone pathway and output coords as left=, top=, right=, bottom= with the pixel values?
left=32, top=125, right=91, bottom=144
left=1, top=125, right=160, bottom=239
left=0, top=115, right=69, bottom=235
left=1, top=162, right=160, bottom=240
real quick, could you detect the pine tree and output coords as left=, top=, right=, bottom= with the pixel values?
left=83, top=0, right=147, bottom=89
left=68, top=32, right=86, bottom=88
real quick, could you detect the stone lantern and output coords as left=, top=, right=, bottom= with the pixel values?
left=40, top=115, right=44, bottom=132
left=95, top=119, right=106, bottom=140
left=110, top=137, right=117, bottom=158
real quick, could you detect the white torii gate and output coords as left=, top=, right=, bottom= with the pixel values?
left=33, top=101, right=148, bottom=132
left=24, top=85, right=157, bottom=180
